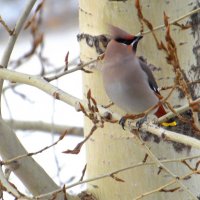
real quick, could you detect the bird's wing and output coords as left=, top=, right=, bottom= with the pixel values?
left=139, top=59, right=160, bottom=96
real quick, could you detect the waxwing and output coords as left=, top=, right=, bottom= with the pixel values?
left=102, top=25, right=176, bottom=127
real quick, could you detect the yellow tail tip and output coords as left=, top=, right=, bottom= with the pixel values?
left=161, top=121, right=177, bottom=127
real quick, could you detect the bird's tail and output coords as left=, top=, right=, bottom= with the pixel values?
left=154, top=104, right=177, bottom=127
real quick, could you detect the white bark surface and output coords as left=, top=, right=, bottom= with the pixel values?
left=79, top=0, right=200, bottom=199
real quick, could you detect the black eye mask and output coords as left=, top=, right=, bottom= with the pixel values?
left=115, top=37, right=135, bottom=45
left=115, top=35, right=143, bottom=51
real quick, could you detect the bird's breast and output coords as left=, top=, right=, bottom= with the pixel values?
left=103, top=68, right=159, bottom=114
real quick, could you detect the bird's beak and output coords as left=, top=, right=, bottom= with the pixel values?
left=131, top=35, right=143, bottom=51
left=131, top=35, right=143, bottom=46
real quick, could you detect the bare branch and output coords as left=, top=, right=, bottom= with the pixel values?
left=0, top=119, right=65, bottom=199
left=135, top=134, right=198, bottom=200
left=0, top=0, right=37, bottom=68
left=63, top=125, right=97, bottom=154
left=1, top=130, right=67, bottom=165
left=0, top=68, right=200, bottom=149
left=34, top=153, right=200, bottom=199
left=0, top=1, right=68, bottom=199
left=5, top=119, right=83, bottom=136
left=0, top=16, right=14, bottom=35
left=0, top=167, right=22, bottom=198
left=140, top=7, right=200, bottom=36
left=134, top=169, right=200, bottom=200
left=44, top=58, right=97, bottom=82
left=0, top=0, right=38, bottom=116
left=11, top=0, right=45, bottom=71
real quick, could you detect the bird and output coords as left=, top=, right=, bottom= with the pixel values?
left=101, top=25, right=176, bottom=128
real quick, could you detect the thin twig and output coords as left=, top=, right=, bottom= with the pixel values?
left=0, top=16, right=14, bottom=35
left=62, top=125, right=97, bottom=154
left=134, top=179, right=177, bottom=200
left=140, top=7, right=200, bottom=36
left=0, top=0, right=37, bottom=68
left=34, top=154, right=200, bottom=199
left=136, top=0, right=200, bottom=132
left=1, top=130, right=68, bottom=165
left=136, top=134, right=198, bottom=200
left=0, top=167, right=22, bottom=198
left=44, top=58, right=98, bottom=82
left=0, top=0, right=37, bottom=115
left=134, top=169, right=200, bottom=200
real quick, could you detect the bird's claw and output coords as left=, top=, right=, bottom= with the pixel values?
left=136, top=116, right=147, bottom=129
left=119, top=117, right=127, bottom=130
left=120, top=115, right=147, bottom=130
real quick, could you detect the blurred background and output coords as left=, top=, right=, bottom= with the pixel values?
left=0, top=0, right=86, bottom=199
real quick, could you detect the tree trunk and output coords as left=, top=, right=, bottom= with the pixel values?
left=79, top=0, right=200, bottom=199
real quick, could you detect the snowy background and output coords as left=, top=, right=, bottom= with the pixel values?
left=0, top=0, right=85, bottom=198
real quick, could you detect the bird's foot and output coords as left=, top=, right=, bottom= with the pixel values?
left=136, top=116, right=147, bottom=129
left=119, top=117, right=127, bottom=130
left=119, top=113, right=146, bottom=130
